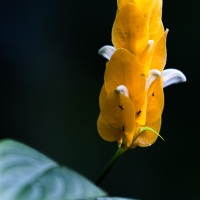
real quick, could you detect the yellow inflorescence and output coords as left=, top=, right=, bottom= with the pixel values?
left=97, top=0, right=168, bottom=148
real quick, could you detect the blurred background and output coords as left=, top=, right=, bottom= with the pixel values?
left=0, top=0, right=199, bottom=199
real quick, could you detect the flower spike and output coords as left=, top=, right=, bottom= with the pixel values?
left=96, top=0, right=187, bottom=186
left=97, top=0, right=186, bottom=150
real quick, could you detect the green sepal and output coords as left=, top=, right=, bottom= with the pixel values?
left=139, top=126, right=164, bottom=141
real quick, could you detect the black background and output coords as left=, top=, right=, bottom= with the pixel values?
left=0, top=0, right=199, bottom=199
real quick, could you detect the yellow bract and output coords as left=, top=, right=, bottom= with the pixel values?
left=151, top=29, right=168, bottom=71
left=112, top=3, right=148, bottom=55
left=97, top=90, right=136, bottom=147
left=98, top=0, right=167, bottom=148
left=146, top=77, right=164, bottom=124
left=149, top=0, right=163, bottom=41
left=104, top=48, right=145, bottom=103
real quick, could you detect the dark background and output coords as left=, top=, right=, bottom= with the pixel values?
left=0, top=0, right=199, bottom=199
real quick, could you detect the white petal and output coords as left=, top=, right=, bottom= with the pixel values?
left=116, top=85, right=129, bottom=97
left=162, top=68, right=187, bottom=88
left=98, top=45, right=116, bottom=60
left=145, top=69, right=161, bottom=90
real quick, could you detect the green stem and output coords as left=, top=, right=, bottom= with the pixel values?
left=95, top=146, right=127, bottom=186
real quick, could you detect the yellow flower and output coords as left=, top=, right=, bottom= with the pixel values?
left=97, top=0, right=186, bottom=149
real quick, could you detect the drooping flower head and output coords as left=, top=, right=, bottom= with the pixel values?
left=97, top=0, right=186, bottom=149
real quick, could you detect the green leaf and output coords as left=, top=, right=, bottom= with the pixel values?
left=97, top=197, right=138, bottom=200
left=0, top=139, right=107, bottom=200
left=97, top=197, right=139, bottom=200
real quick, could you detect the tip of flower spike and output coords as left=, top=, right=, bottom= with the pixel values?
left=139, top=126, right=164, bottom=141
